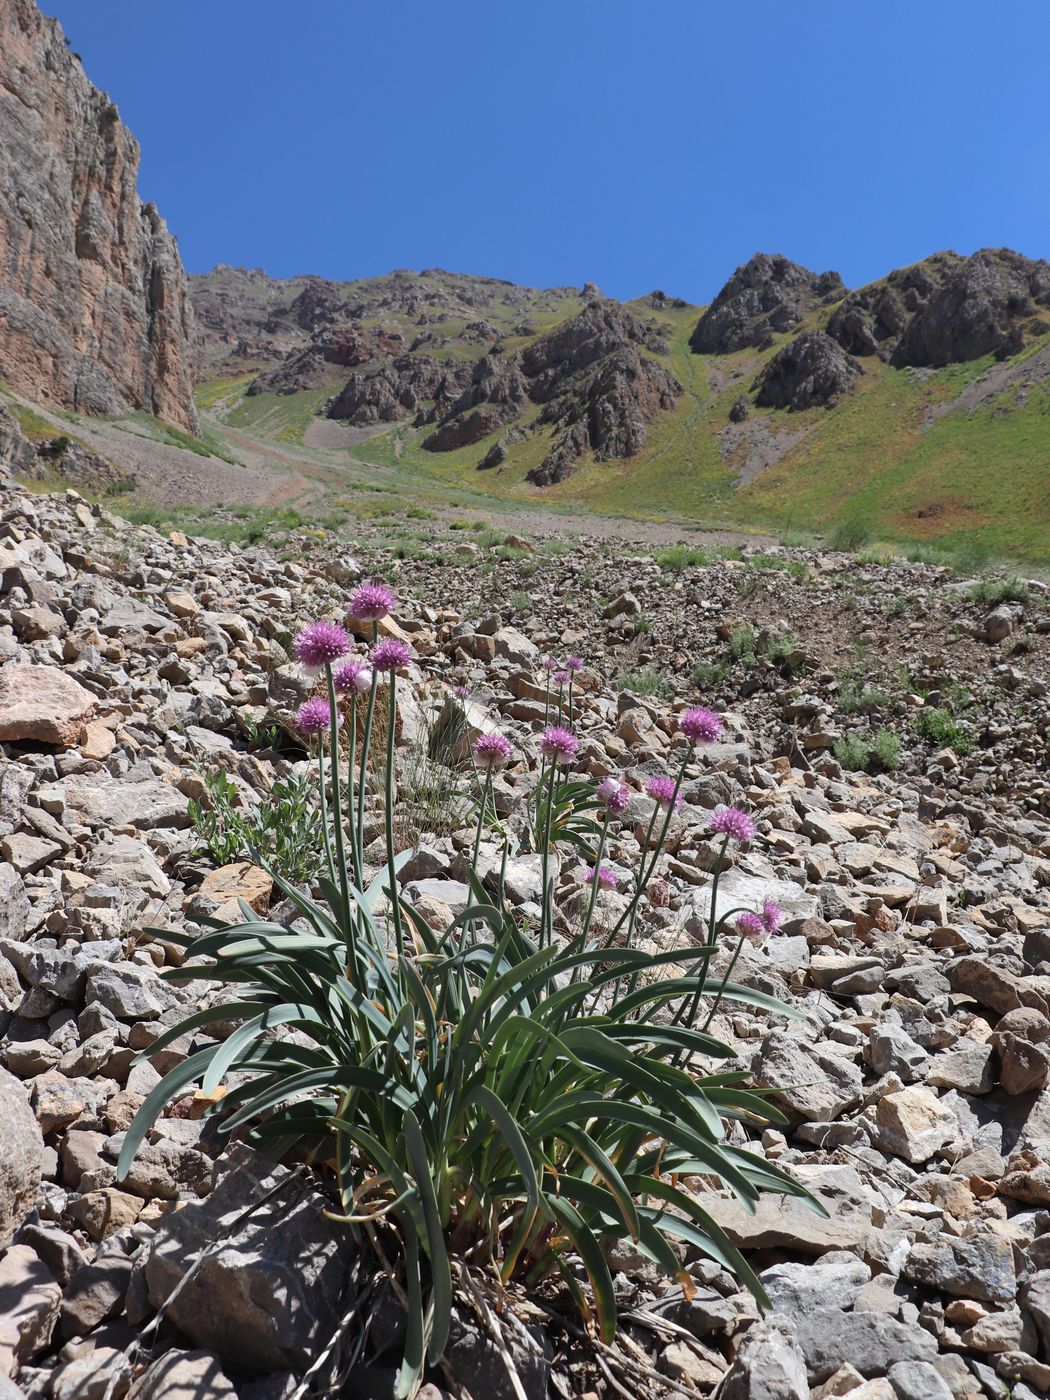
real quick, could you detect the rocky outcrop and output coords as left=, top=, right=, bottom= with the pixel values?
left=0, top=0, right=198, bottom=433
left=691, top=254, right=844, bottom=355
left=528, top=345, right=680, bottom=485
left=0, top=404, right=132, bottom=494
left=327, top=354, right=473, bottom=426
left=753, top=331, right=864, bottom=411
left=828, top=249, right=1050, bottom=366
left=418, top=300, right=681, bottom=480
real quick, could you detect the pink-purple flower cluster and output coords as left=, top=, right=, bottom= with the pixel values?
left=646, top=775, right=683, bottom=811
left=293, top=620, right=350, bottom=672
left=586, top=864, right=620, bottom=890
left=679, top=706, right=724, bottom=744
left=708, top=806, right=755, bottom=842
left=474, top=731, right=513, bottom=769
left=735, top=911, right=764, bottom=940
left=333, top=659, right=372, bottom=696
left=296, top=697, right=335, bottom=736
left=370, top=638, right=414, bottom=673
left=539, top=726, right=578, bottom=765
left=565, top=656, right=584, bottom=674
left=348, top=582, right=395, bottom=623
left=596, top=775, right=630, bottom=815
left=761, top=899, right=783, bottom=934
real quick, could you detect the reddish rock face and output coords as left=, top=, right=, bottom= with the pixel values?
left=0, top=0, right=198, bottom=434
left=0, top=663, right=97, bottom=747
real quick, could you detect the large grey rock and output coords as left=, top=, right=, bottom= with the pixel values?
left=795, top=1309, right=938, bottom=1383
left=0, top=1067, right=43, bottom=1247
left=0, top=863, right=31, bottom=940
left=719, top=1316, right=808, bottom=1400
left=760, top=1254, right=871, bottom=1323
left=901, top=1232, right=1016, bottom=1303
left=143, top=1150, right=351, bottom=1373
left=754, top=1030, right=863, bottom=1124
left=887, top=1360, right=955, bottom=1400
left=37, top=774, right=190, bottom=830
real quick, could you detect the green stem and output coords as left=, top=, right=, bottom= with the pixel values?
left=316, top=734, right=335, bottom=883
left=580, top=814, right=609, bottom=946
left=324, top=667, right=356, bottom=977
left=701, top=933, right=748, bottom=1035
left=356, top=625, right=380, bottom=891
left=539, top=758, right=556, bottom=948
left=346, top=696, right=363, bottom=890
left=384, top=671, right=406, bottom=959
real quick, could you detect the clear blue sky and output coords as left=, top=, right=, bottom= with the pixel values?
left=46, top=0, right=1050, bottom=303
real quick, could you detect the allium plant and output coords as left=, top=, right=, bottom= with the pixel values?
left=119, top=609, right=822, bottom=1398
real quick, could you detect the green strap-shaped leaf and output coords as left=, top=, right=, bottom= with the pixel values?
left=403, top=1110, right=452, bottom=1364
left=543, top=1193, right=616, bottom=1344
left=116, top=1045, right=217, bottom=1180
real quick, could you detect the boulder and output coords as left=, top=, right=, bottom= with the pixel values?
left=0, top=664, right=96, bottom=747
left=0, top=1067, right=43, bottom=1248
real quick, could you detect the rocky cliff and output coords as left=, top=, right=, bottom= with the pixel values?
left=0, top=0, right=198, bottom=433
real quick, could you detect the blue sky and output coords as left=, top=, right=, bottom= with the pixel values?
left=46, top=0, right=1050, bottom=303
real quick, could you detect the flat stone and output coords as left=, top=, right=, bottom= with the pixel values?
left=193, top=862, right=273, bottom=918
left=755, top=1030, right=864, bottom=1124
left=694, top=1164, right=875, bottom=1255
left=0, top=1244, right=61, bottom=1371
left=720, top=1317, right=808, bottom=1400
left=37, top=774, right=190, bottom=831
left=0, top=664, right=96, bottom=747
left=0, top=831, right=60, bottom=874
left=127, top=1349, right=238, bottom=1400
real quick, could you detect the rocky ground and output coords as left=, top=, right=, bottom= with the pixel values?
left=2, top=468, right=1050, bottom=1400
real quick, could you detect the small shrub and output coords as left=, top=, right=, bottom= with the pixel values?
left=619, top=668, right=675, bottom=699
left=870, top=729, right=901, bottom=772
left=747, top=552, right=808, bottom=581
left=969, top=576, right=1029, bottom=606
left=655, top=544, right=708, bottom=571
left=828, top=518, right=873, bottom=552
left=834, top=734, right=872, bottom=772
left=728, top=624, right=757, bottom=661
left=188, top=766, right=325, bottom=884
left=691, top=659, right=730, bottom=687
left=914, top=706, right=973, bottom=754
left=838, top=681, right=888, bottom=714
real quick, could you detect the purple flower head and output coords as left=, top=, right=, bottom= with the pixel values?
left=454, top=684, right=470, bottom=700
left=646, top=775, right=683, bottom=811
left=735, top=911, right=764, bottom=941
left=565, top=656, right=585, bottom=673
left=680, top=706, right=724, bottom=744
left=586, top=864, right=620, bottom=890
left=296, top=697, right=335, bottom=737
left=761, top=900, right=783, bottom=935
left=474, top=731, right=513, bottom=770
left=541, top=656, right=560, bottom=673
left=293, top=620, right=350, bottom=672
left=708, top=805, right=755, bottom=842
left=553, top=670, right=571, bottom=686
left=348, top=582, right=395, bottom=623
left=370, top=638, right=414, bottom=674
left=333, top=659, right=372, bottom=696
left=539, top=725, right=578, bottom=765
left=596, top=775, right=630, bottom=815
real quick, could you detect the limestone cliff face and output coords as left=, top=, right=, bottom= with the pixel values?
left=0, top=0, right=198, bottom=433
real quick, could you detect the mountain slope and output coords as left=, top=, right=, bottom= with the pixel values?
left=190, top=250, right=1050, bottom=560
left=0, top=0, right=198, bottom=434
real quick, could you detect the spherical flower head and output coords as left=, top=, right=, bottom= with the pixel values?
left=646, top=775, right=683, bottom=811
left=454, top=684, right=470, bottom=700
left=565, top=656, right=584, bottom=673
left=586, top=864, right=620, bottom=890
left=708, top=805, right=755, bottom=842
left=735, top=911, right=764, bottom=941
left=539, top=725, right=578, bottom=765
left=760, top=899, right=783, bottom=935
left=333, top=659, right=372, bottom=696
left=370, top=638, right=414, bottom=673
left=680, top=706, right=724, bottom=744
left=348, top=582, right=395, bottom=623
left=553, top=670, right=571, bottom=686
left=296, top=697, right=335, bottom=736
left=293, top=620, right=350, bottom=673
left=474, top=731, right=513, bottom=769
left=541, top=656, right=560, bottom=673
left=596, top=775, right=630, bottom=815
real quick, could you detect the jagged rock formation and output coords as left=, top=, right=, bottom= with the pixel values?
left=327, top=355, right=472, bottom=426
left=411, top=300, right=680, bottom=483
left=0, top=403, right=133, bottom=493
left=753, top=331, right=864, bottom=412
left=0, top=0, right=198, bottom=433
left=690, top=254, right=844, bottom=354
left=828, top=248, right=1050, bottom=366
